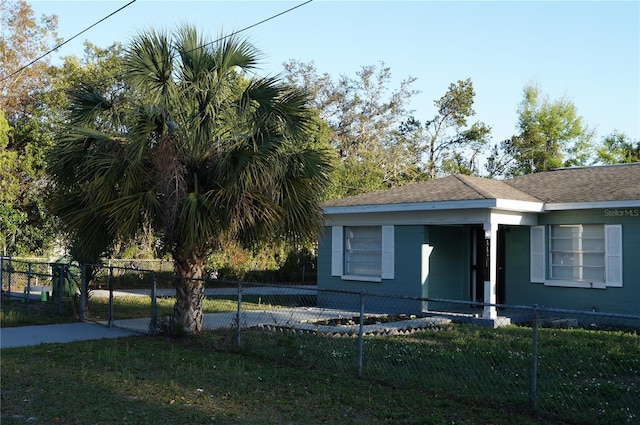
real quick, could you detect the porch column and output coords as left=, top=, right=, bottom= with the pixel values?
left=483, top=223, right=498, bottom=319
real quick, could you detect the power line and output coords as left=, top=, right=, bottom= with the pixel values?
left=2, top=0, right=314, bottom=87
left=0, top=0, right=138, bottom=84
left=194, top=0, right=313, bottom=54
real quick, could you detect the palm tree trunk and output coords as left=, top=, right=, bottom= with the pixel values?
left=172, top=253, right=207, bottom=334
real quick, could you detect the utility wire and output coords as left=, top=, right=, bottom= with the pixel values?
left=2, top=0, right=313, bottom=87
left=0, top=0, right=138, bottom=83
left=188, top=0, right=313, bottom=55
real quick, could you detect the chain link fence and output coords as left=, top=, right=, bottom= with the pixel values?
left=1, top=257, right=80, bottom=315
left=2, top=257, right=638, bottom=424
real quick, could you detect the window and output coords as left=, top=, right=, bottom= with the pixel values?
left=530, top=224, right=622, bottom=288
left=550, top=225, right=605, bottom=282
left=345, top=226, right=381, bottom=276
left=331, top=225, right=394, bottom=281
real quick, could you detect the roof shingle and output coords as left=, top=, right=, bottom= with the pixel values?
left=322, top=164, right=640, bottom=208
left=505, top=164, right=640, bottom=203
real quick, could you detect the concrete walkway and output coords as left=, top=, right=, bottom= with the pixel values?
left=1, top=322, right=140, bottom=349
left=1, top=307, right=453, bottom=349
left=0, top=285, right=320, bottom=349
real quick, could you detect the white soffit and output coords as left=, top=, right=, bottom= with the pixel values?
left=323, top=199, right=496, bottom=215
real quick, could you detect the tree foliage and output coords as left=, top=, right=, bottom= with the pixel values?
left=48, top=26, right=332, bottom=332
left=498, top=83, right=595, bottom=176
left=402, top=78, right=491, bottom=178
left=0, top=0, right=60, bottom=121
left=284, top=60, right=421, bottom=198
left=596, top=131, right=640, bottom=164
left=0, top=0, right=60, bottom=255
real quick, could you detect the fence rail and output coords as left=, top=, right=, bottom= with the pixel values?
left=2, top=257, right=638, bottom=425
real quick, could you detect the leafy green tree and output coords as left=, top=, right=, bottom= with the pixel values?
left=0, top=110, right=23, bottom=255
left=596, top=131, right=640, bottom=164
left=0, top=1, right=61, bottom=256
left=44, top=41, right=127, bottom=125
left=505, top=83, right=594, bottom=175
left=48, top=26, right=332, bottom=333
left=405, top=78, right=491, bottom=179
left=284, top=60, right=420, bottom=198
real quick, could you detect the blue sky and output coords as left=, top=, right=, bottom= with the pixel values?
left=30, top=0, right=640, bottom=146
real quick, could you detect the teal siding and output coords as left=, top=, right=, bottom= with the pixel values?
left=394, top=225, right=427, bottom=298
left=318, top=224, right=472, bottom=313
left=426, top=226, right=470, bottom=300
left=317, top=225, right=426, bottom=313
left=318, top=208, right=638, bottom=316
left=506, top=210, right=640, bottom=315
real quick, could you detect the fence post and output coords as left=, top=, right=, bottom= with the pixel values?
left=57, top=263, right=65, bottom=314
left=108, top=266, right=114, bottom=327
left=236, top=281, right=243, bottom=348
left=25, top=262, right=32, bottom=304
left=79, top=264, right=87, bottom=321
left=357, top=291, right=365, bottom=377
left=6, top=256, right=12, bottom=296
left=150, top=271, right=158, bottom=335
left=530, top=304, right=539, bottom=414
left=0, top=256, right=4, bottom=294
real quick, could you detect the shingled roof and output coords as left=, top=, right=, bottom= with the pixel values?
left=323, top=163, right=640, bottom=209
left=505, top=163, right=640, bottom=203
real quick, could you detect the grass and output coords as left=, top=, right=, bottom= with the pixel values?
left=2, top=297, right=638, bottom=424
left=236, top=324, right=640, bottom=425
left=2, top=332, right=574, bottom=425
left=0, top=298, right=77, bottom=327
left=1, top=293, right=314, bottom=326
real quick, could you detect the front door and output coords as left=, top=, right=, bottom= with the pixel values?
left=470, top=226, right=505, bottom=305
left=496, top=225, right=506, bottom=305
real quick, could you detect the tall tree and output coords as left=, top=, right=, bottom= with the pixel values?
left=284, top=60, right=420, bottom=198
left=504, top=83, right=594, bottom=175
left=0, top=0, right=60, bottom=255
left=402, top=78, right=491, bottom=179
left=0, top=110, right=23, bottom=256
left=0, top=0, right=60, bottom=121
left=596, top=131, right=640, bottom=164
left=48, top=27, right=332, bottom=333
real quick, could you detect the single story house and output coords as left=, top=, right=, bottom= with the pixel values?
left=317, top=164, right=640, bottom=321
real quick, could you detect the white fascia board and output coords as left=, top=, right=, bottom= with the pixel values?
left=494, top=199, right=544, bottom=212
left=323, top=199, right=497, bottom=215
left=544, top=200, right=640, bottom=211
left=490, top=210, right=539, bottom=226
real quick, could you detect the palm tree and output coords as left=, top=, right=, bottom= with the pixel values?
left=48, top=26, right=332, bottom=333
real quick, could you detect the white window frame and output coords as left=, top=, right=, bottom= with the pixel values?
left=331, top=225, right=394, bottom=282
left=530, top=224, right=623, bottom=288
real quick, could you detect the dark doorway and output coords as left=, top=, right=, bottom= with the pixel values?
left=470, top=225, right=506, bottom=305
left=496, top=225, right=506, bottom=305
left=470, top=226, right=484, bottom=303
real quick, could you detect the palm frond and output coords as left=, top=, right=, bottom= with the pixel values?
left=215, top=32, right=262, bottom=73
left=176, top=189, right=220, bottom=254
left=106, top=191, right=162, bottom=240
left=125, top=28, right=175, bottom=105
left=66, top=83, right=113, bottom=125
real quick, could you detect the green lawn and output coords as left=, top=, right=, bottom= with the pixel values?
left=0, top=294, right=313, bottom=326
left=1, top=298, right=638, bottom=424
left=2, top=333, right=574, bottom=425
